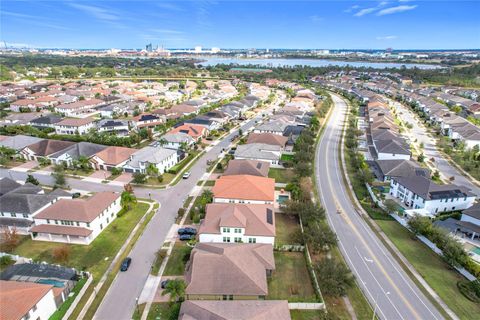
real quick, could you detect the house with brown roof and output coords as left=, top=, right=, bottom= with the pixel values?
left=21, top=139, right=76, bottom=161
left=185, top=243, right=275, bottom=300
left=90, top=146, right=137, bottom=171
left=223, top=159, right=270, bottom=177
left=212, top=175, right=275, bottom=205
left=0, top=280, right=57, bottom=320
left=30, top=192, right=121, bottom=245
left=169, top=124, right=209, bottom=141
left=247, top=133, right=288, bottom=149
left=54, top=98, right=104, bottom=117
left=54, top=117, right=96, bottom=135
left=132, top=113, right=164, bottom=130
left=199, top=203, right=275, bottom=244
left=179, top=300, right=291, bottom=320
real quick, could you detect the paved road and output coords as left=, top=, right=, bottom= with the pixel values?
left=390, top=99, right=480, bottom=196
left=315, top=94, right=444, bottom=320
left=0, top=98, right=281, bottom=320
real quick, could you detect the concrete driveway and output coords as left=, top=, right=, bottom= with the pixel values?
left=14, top=160, right=38, bottom=171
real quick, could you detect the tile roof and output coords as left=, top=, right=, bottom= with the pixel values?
left=30, top=224, right=93, bottom=237
left=25, top=139, right=76, bottom=156
left=0, top=280, right=53, bottom=320
left=179, top=300, right=291, bottom=320
left=34, top=192, right=120, bottom=222
left=200, top=203, right=275, bottom=237
left=185, top=243, right=274, bottom=296
left=247, top=133, right=288, bottom=147
left=93, top=146, right=136, bottom=165
left=212, top=175, right=275, bottom=202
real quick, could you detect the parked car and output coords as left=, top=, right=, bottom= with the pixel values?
left=120, top=257, right=132, bottom=271
left=161, top=280, right=170, bottom=289
left=72, top=192, right=81, bottom=199
left=179, top=234, right=194, bottom=241
left=182, top=171, right=191, bottom=179
left=178, top=227, right=197, bottom=235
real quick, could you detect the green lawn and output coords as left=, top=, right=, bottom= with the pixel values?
left=376, top=220, right=480, bottom=320
left=163, top=242, right=192, bottom=276
left=151, top=248, right=168, bottom=275
left=275, top=213, right=301, bottom=246
left=280, top=153, right=294, bottom=162
left=290, top=310, right=323, bottom=320
left=13, top=202, right=150, bottom=280
left=268, top=168, right=295, bottom=184
left=146, top=302, right=180, bottom=320
left=268, top=251, right=317, bottom=302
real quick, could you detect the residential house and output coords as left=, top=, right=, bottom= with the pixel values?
left=132, top=113, right=164, bottom=130
left=246, top=133, right=288, bottom=150
left=97, top=119, right=130, bottom=136
left=184, top=116, right=222, bottom=131
left=29, top=115, right=63, bottom=129
left=373, top=160, right=430, bottom=182
left=30, top=192, right=121, bottom=245
left=212, top=175, right=275, bottom=205
left=90, top=146, right=136, bottom=171
left=0, top=281, right=58, bottom=320
left=185, top=243, right=275, bottom=300
left=54, top=99, right=104, bottom=117
left=234, top=143, right=282, bottom=166
left=169, top=124, right=208, bottom=142
left=123, top=146, right=177, bottom=174
left=54, top=117, right=96, bottom=135
left=21, top=139, right=76, bottom=161
left=389, top=175, right=476, bottom=217
left=254, top=121, right=288, bottom=136
left=0, top=135, right=43, bottom=152
left=199, top=203, right=275, bottom=244
left=456, top=204, right=480, bottom=240
left=48, top=142, right=107, bottom=167
left=178, top=300, right=291, bottom=320
left=161, top=132, right=195, bottom=150
left=223, top=159, right=270, bottom=177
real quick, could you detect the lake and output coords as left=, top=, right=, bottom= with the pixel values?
left=195, top=57, right=442, bottom=70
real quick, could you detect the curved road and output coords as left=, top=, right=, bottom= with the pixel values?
left=315, top=94, right=444, bottom=320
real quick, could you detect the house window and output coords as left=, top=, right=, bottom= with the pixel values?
left=234, top=228, right=242, bottom=233
left=222, top=237, right=230, bottom=243
left=76, top=222, right=80, bottom=226
left=100, top=223, right=103, bottom=230
left=23, top=214, right=28, bottom=218
left=222, top=295, right=233, bottom=300
left=87, top=223, right=90, bottom=227
left=55, top=220, right=58, bottom=224
left=11, top=213, right=16, bottom=218
left=248, top=238, right=256, bottom=243
left=32, top=305, right=37, bottom=312
left=222, top=227, right=230, bottom=233
left=47, top=219, right=50, bottom=224
left=234, top=237, right=242, bottom=243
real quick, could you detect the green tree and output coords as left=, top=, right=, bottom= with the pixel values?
left=162, top=279, right=186, bottom=303
left=132, top=172, right=147, bottom=184
left=120, top=191, right=137, bottom=210
left=316, top=258, right=354, bottom=297
left=442, top=237, right=468, bottom=267
left=407, top=214, right=432, bottom=236
left=383, top=199, right=399, bottom=214
left=25, top=174, right=39, bottom=186
left=304, top=223, right=337, bottom=253
left=52, top=164, right=66, bottom=187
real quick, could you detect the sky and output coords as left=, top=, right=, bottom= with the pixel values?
left=1, top=0, right=479, bottom=50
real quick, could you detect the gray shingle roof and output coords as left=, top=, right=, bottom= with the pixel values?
left=49, top=142, right=108, bottom=160
left=0, top=135, right=44, bottom=151
left=234, top=143, right=281, bottom=161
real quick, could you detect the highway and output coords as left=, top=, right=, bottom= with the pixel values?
left=315, top=94, right=445, bottom=320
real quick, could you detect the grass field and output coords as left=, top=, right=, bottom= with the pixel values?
left=268, top=251, right=317, bottom=302
left=290, top=310, right=323, bottom=320
left=275, top=213, right=301, bottom=246
left=163, top=242, right=192, bottom=276
left=268, top=168, right=295, bottom=184
left=13, top=203, right=150, bottom=280
left=376, top=220, right=480, bottom=320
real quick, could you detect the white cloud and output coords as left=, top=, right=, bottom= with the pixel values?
left=344, top=5, right=360, bottom=13
left=376, top=35, right=398, bottom=40
left=69, top=3, right=119, bottom=21
left=354, top=7, right=378, bottom=17
left=377, top=5, right=418, bottom=16
left=310, top=15, right=323, bottom=23
left=156, top=2, right=183, bottom=11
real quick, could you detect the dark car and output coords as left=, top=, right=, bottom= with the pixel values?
left=72, top=192, right=81, bottom=199
left=178, top=227, right=197, bottom=235
left=161, top=279, right=170, bottom=289
left=120, top=257, right=132, bottom=271
left=179, top=234, right=194, bottom=241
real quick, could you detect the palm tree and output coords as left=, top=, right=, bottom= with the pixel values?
left=162, top=279, right=186, bottom=303
left=121, top=191, right=137, bottom=211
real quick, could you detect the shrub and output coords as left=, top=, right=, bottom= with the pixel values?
left=0, top=255, right=14, bottom=268
left=457, top=280, right=480, bottom=303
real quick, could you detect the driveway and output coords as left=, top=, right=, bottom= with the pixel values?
left=88, top=170, right=111, bottom=180
left=114, top=172, right=133, bottom=184
left=14, top=160, right=38, bottom=172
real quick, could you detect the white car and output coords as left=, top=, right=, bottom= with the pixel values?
left=182, top=171, right=191, bottom=179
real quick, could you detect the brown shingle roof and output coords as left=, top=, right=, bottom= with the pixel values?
left=223, top=159, right=270, bottom=177
left=93, top=146, right=136, bottom=165
left=30, top=224, right=93, bottom=237
left=26, top=139, right=76, bottom=156
left=0, top=280, right=53, bottom=320
left=179, top=300, right=291, bottom=320
left=246, top=133, right=288, bottom=147
left=212, top=175, right=275, bottom=202
left=56, top=117, right=95, bottom=127
left=200, top=203, right=275, bottom=237
left=185, top=243, right=274, bottom=296
left=34, top=192, right=120, bottom=222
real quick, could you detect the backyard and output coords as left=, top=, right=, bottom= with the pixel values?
left=275, top=213, right=301, bottom=246
left=268, top=251, right=317, bottom=302
left=268, top=168, right=296, bottom=184
left=376, top=219, right=480, bottom=320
